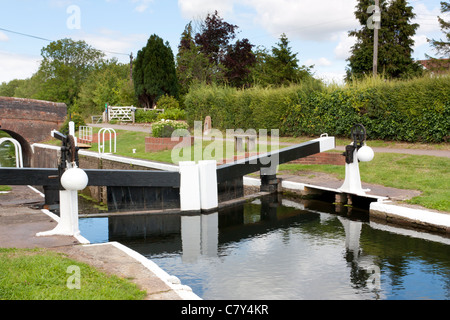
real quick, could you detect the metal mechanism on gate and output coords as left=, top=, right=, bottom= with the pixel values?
left=52, top=130, right=79, bottom=189
left=343, top=124, right=367, bottom=164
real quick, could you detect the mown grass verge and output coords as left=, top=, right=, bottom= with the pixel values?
left=279, top=153, right=450, bottom=212
left=0, top=248, right=147, bottom=300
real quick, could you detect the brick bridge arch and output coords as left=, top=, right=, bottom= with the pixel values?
left=0, top=97, right=67, bottom=167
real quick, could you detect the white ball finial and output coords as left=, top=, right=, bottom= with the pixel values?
left=61, top=167, right=89, bottom=191
left=357, top=145, right=374, bottom=162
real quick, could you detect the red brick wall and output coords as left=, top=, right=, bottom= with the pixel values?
left=0, top=96, right=67, bottom=144
left=289, top=152, right=345, bottom=165
left=145, top=136, right=194, bottom=152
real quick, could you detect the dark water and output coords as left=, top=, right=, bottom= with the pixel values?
left=79, top=195, right=450, bottom=300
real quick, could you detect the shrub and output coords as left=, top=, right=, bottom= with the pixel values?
left=156, top=95, right=181, bottom=109
left=60, top=114, right=86, bottom=134
left=135, top=109, right=158, bottom=123
left=184, top=75, right=450, bottom=142
left=151, top=120, right=190, bottom=138
left=157, top=108, right=186, bottom=121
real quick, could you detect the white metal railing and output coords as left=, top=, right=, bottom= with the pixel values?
left=0, top=138, right=23, bottom=168
left=78, top=126, right=93, bottom=145
left=98, top=128, right=117, bottom=154
left=107, top=106, right=135, bottom=123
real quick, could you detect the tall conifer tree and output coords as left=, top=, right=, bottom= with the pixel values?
left=133, top=34, right=179, bottom=108
left=346, top=0, right=423, bottom=80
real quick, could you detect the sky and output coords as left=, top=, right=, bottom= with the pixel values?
left=0, top=0, right=448, bottom=85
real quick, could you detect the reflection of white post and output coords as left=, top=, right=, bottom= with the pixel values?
left=0, top=138, right=23, bottom=168
left=338, top=217, right=362, bottom=256
left=201, top=212, right=218, bottom=257
left=181, top=215, right=201, bottom=262
left=98, top=128, right=116, bottom=154
left=181, top=213, right=219, bottom=262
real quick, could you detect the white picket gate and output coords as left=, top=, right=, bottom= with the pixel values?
left=107, top=106, right=135, bottom=123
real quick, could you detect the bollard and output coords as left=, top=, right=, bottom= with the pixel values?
left=179, top=161, right=201, bottom=212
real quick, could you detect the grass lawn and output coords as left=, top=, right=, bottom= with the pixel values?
left=279, top=153, right=450, bottom=212
left=0, top=248, right=147, bottom=300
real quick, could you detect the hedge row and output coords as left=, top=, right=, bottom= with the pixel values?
left=184, top=76, right=450, bottom=142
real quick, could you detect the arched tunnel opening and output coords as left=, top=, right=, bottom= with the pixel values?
left=0, top=129, right=32, bottom=168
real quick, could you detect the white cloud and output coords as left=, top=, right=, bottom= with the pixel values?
left=73, top=29, right=147, bottom=60
left=314, top=71, right=346, bottom=85
left=413, top=34, right=429, bottom=52
left=334, top=32, right=356, bottom=60
left=306, top=57, right=332, bottom=67
left=0, top=31, right=9, bottom=42
left=242, top=0, right=359, bottom=41
left=129, top=0, right=155, bottom=13
left=178, top=0, right=235, bottom=19
left=413, top=3, right=443, bottom=34
left=178, top=0, right=359, bottom=40
left=0, top=51, right=41, bottom=83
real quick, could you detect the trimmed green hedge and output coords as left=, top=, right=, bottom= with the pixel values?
left=184, top=76, right=450, bottom=142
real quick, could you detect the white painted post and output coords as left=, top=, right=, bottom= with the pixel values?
left=198, top=160, right=218, bottom=211
left=36, top=163, right=88, bottom=242
left=179, top=161, right=201, bottom=212
left=338, top=142, right=374, bottom=196
left=338, top=146, right=367, bottom=195
left=69, top=121, right=77, bottom=146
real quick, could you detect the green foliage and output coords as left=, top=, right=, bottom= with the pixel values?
left=157, top=108, right=186, bottom=121
left=156, top=94, right=180, bottom=109
left=76, top=59, right=137, bottom=116
left=135, top=109, right=158, bottom=123
left=185, top=75, right=450, bottom=143
left=151, top=120, right=189, bottom=138
left=428, top=1, right=450, bottom=58
left=347, top=0, right=423, bottom=80
left=60, top=114, right=86, bottom=134
left=37, top=38, right=105, bottom=108
left=133, top=34, right=179, bottom=108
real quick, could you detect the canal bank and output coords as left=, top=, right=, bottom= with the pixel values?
left=0, top=185, right=200, bottom=300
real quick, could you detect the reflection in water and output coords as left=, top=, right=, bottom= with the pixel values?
left=79, top=195, right=450, bottom=300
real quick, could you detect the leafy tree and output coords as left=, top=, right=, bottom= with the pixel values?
left=176, top=23, right=223, bottom=94
left=77, top=59, right=137, bottom=116
left=428, top=1, right=450, bottom=58
left=250, top=34, right=314, bottom=86
left=133, top=34, right=179, bottom=108
left=267, top=33, right=301, bottom=85
left=222, top=39, right=256, bottom=87
left=37, top=38, right=105, bottom=107
left=178, top=14, right=255, bottom=89
left=0, top=79, right=26, bottom=97
left=194, top=10, right=238, bottom=65
left=346, top=0, right=423, bottom=80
